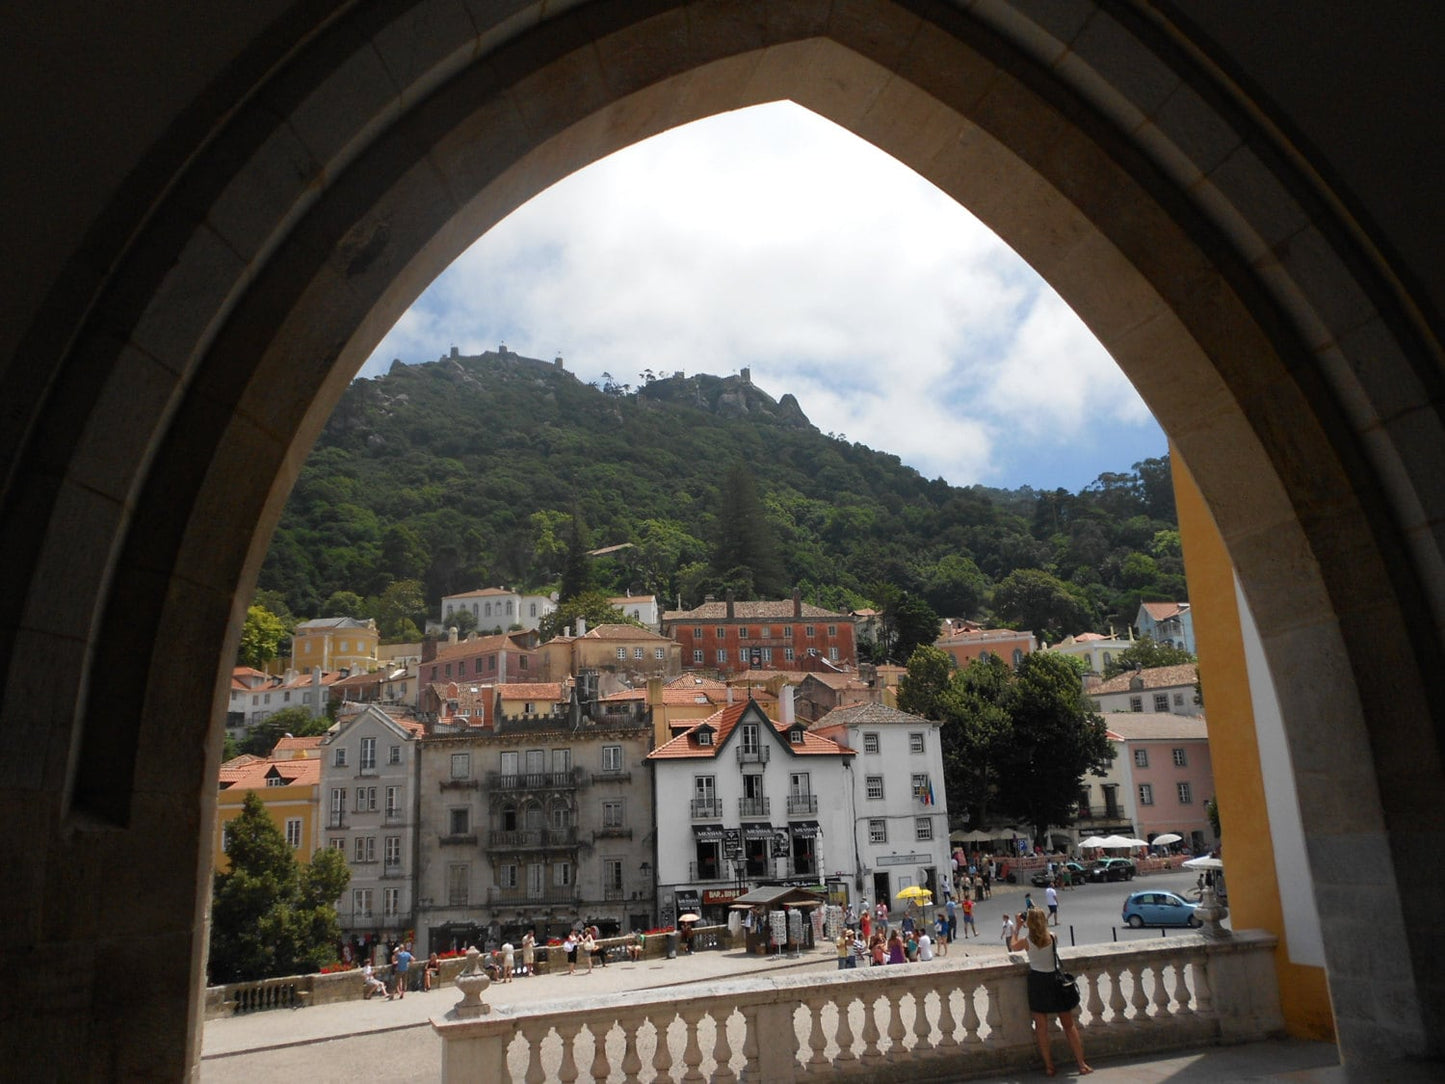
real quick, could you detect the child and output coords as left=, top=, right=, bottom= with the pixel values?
left=935, top=912, right=949, bottom=956
left=1001, top=911, right=1016, bottom=949
left=361, top=961, right=387, bottom=1000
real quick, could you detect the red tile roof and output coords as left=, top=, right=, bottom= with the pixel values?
left=497, top=682, right=566, bottom=700
left=1140, top=601, right=1190, bottom=621
left=1103, top=711, right=1208, bottom=740
left=1091, top=664, right=1199, bottom=696
left=647, top=700, right=852, bottom=761
left=663, top=600, right=850, bottom=621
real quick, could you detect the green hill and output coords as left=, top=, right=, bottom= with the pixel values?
left=258, top=349, right=1183, bottom=640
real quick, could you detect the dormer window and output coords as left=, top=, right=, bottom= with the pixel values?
left=695, top=728, right=713, bottom=747
left=789, top=727, right=805, bottom=745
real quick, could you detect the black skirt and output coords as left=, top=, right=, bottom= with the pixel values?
left=1027, top=967, right=1075, bottom=1015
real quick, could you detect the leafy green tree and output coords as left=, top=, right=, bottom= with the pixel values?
left=238, top=605, right=290, bottom=669
left=538, top=590, right=635, bottom=642
left=989, top=568, right=1096, bottom=644
left=558, top=513, right=594, bottom=603
left=209, top=792, right=349, bottom=982
left=1101, top=636, right=1197, bottom=679
left=379, top=523, right=430, bottom=585
left=322, top=590, right=367, bottom=618
left=372, top=579, right=427, bottom=641
left=991, top=652, right=1114, bottom=843
left=923, top=554, right=989, bottom=619
left=710, top=464, right=788, bottom=598
left=241, top=707, right=331, bottom=756
left=251, top=589, right=295, bottom=625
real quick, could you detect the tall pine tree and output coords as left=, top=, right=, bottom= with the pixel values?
left=710, top=465, right=788, bottom=598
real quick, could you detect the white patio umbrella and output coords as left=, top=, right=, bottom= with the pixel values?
left=1182, top=856, right=1224, bottom=871
left=1096, top=834, right=1136, bottom=849
left=1121, top=837, right=1150, bottom=847
left=1151, top=833, right=1183, bottom=847
left=1077, top=836, right=1109, bottom=848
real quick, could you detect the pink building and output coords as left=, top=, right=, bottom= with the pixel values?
left=1105, top=712, right=1217, bottom=853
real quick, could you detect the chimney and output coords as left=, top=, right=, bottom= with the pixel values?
left=648, top=677, right=667, bottom=748
left=793, top=587, right=802, bottom=619
left=781, top=684, right=795, bottom=727
left=726, top=685, right=734, bottom=705
left=448, top=626, right=459, bottom=644
left=577, top=616, right=587, bottom=636
left=422, top=636, right=437, bottom=664
left=726, top=592, right=734, bottom=620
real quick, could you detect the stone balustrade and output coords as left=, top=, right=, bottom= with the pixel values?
left=432, top=930, right=1283, bottom=1082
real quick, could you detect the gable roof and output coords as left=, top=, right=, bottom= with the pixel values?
left=1091, top=664, right=1199, bottom=696
left=576, top=623, right=671, bottom=642
left=430, top=633, right=534, bottom=663
left=1139, top=601, right=1190, bottom=621
left=445, top=586, right=516, bottom=600
left=219, top=756, right=320, bottom=790
left=496, top=682, right=567, bottom=701
left=1103, top=711, right=1208, bottom=741
left=647, top=699, right=852, bottom=761
left=663, top=600, right=850, bottom=621
left=271, top=735, right=325, bottom=757
left=295, top=616, right=374, bottom=631
left=816, top=702, right=935, bottom=729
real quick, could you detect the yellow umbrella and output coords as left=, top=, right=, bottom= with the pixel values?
left=895, top=885, right=933, bottom=903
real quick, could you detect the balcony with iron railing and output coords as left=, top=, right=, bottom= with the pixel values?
left=437, top=833, right=478, bottom=847
left=590, top=770, right=632, bottom=785
left=786, top=794, right=818, bottom=816
left=687, top=861, right=728, bottom=882
left=485, top=885, right=580, bottom=908
left=486, top=766, right=587, bottom=791
left=737, top=796, right=770, bottom=817
left=591, top=826, right=634, bottom=842
left=487, top=827, right=578, bottom=849
left=736, top=744, right=770, bottom=765
left=690, top=798, right=722, bottom=819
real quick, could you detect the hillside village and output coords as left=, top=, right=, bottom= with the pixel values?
left=219, top=586, right=1216, bottom=958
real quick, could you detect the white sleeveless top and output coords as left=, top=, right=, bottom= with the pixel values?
left=1025, top=935, right=1056, bottom=973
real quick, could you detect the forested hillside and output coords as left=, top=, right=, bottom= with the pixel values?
left=258, top=349, right=1182, bottom=643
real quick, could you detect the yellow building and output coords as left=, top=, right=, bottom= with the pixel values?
left=214, top=753, right=322, bottom=874
left=538, top=620, right=682, bottom=682
left=1175, top=451, right=1335, bottom=1042
left=292, top=616, right=380, bottom=674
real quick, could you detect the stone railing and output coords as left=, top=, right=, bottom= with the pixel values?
left=432, top=930, right=1282, bottom=1081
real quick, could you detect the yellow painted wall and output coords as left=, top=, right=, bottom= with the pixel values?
left=1173, top=451, right=1335, bottom=1041
left=214, top=784, right=320, bottom=874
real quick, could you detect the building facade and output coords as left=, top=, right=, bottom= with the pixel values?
left=812, top=702, right=952, bottom=908
left=414, top=707, right=656, bottom=954
left=1088, top=664, right=1202, bottom=717
left=442, top=586, right=557, bottom=633
left=419, top=631, right=541, bottom=695
left=538, top=620, right=683, bottom=684
left=215, top=754, right=321, bottom=874
left=648, top=697, right=853, bottom=926
left=317, top=705, right=424, bottom=940
left=1047, top=631, right=1136, bottom=676
left=292, top=616, right=380, bottom=673
left=1105, top=712, right=1217, bottom=853
left=1135, top=601, right=1196, bottom=655
left=934, top=623, right=1037, bottom=670
left=662, top=591, right=857, bottom=675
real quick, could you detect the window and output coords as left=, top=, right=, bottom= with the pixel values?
left=354, top=786, right=376, bottom=812
left=784, top=626, right=793, bottom=639
left=1173, top=693, right=1184, bottom=706
left=827, top=624, right=837, bottom=636
left=759, top=626, right=770, bottom=639
left=388, top=744, right=401, bottom=765
left=330, top=788, right=346, bottom=814
left=633, top=646, right=644, bottom=658
left=866, top=776, right=884, bottom=800
left=552, top=748, right=571, bottom=773
left=789, top=728, right=803, bottom=744
left=334, top=747, right=347, bottom=767
left=915, top=817, right=933, bottom=841
left=603, top=800, right=624, bottom=827
left=715, top=627, right=726, bottom=638
left=449, top=808, right=470, bottom=835
left=1154, top=693, right=1170, bottom=712
left=693, top=627, right=703, bottom=638
left=740, top=723, right=760, bottom=753
left=693, top=649, right=704, bottom=664
left=761, top=647, right=772, bottom=663
left=805, top=625, right=815, bottom=637
left=783, top=647, right=794, bottom=662
left=616, top=647, right=627, bottom=660
left=738, top=627, right=748, bottom=639
left=384, top=836, right=401, bottom=866
left=360, top=737, right=376, bottom=770
left=451, top=753, right=470, bottom=779
left=265, top=774, right=284, bottom=787
left=353, top=888, right=373, bottom=916
left=444, top=663, right=452, bottom=678
left=385, top=785, right=400, bottom=817
left=1172, top=747, right=1189, bottom=767
left=1129, top=696, right=1143, bottom=712
left=499, top=863, right=518, bottom=888
left=695, top=728, right=712, bottom=746
left=550, top=804, right=571, bottom=830
left=912, top=773, right=931, bottom=800
left=328, top=837, right=344, bottom=851
left=742, top=773, right=764, bottom=800
left=654, top=647, right=665, bottom=659
left=829, top=647, right=839, bottom=661
left=1134, top=748, right=1149, bottom=768
left=447, top=864, right=469, bottom=906
left=555, top=862, right=572, bottom=887
left=602, top=745, right=622, bottom=773
left=716, top=649, right=727, bottom=665
left=604, top=857, right=624, bottom=891
left=869, top=819, right=887, bottom=844
left=353, top=836, right=375, bottom=862
left=500, top=750, right=519, bottom=776
left=531, top=603, right=537, bottom=617
left=383, top=887, right=399, bottom=917
left=908, top=732, right=925, bottom=754
left=1177, top=782, right=1193, bottom=804
left=1139, top=784, right=1154, bottom=805
left=863, top=732, right=880, bottom=755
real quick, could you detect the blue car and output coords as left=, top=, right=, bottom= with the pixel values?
left=1121, top=890, right=1202, bottom=929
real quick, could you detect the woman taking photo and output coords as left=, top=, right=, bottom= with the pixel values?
left=1008, top=908, right=1092, bottom=1077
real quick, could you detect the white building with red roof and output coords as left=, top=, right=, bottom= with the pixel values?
left=441, top=585, right=556, bottom=633
left=1135, top=600, right=1196, bottom=654
left=646, top=693, right=854, bottom=925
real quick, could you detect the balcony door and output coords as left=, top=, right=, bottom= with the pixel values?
left=527, top=862, right=544, bottom=900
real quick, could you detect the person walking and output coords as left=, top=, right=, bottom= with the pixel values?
left=874, top=899, right=889, bottom=933
left=501, top=941, right=514, bottom=982
left=1001, top=911, right=1016, bottom=950
left=935, top=912, right=949, bottom=956
left=390, top=943, right=413, bottom=1000
left=1009, top=908, right=1091, bottom=1077
left=917, top=928, right=934, bottom=961
left=860, top=907, right=872, bottom=943
left=521, top=930, right=536, bottom=976
left=580, top=929, right=596, bottom=973
left=563, top=930, right=578, bottom=975
left=962, top=894, right=977, bottom=937
left=1045, top=883, right=1060, bottom=926
left=946, top=894, right=958, bottom=941
left=836, top=929, right=852, bottom=970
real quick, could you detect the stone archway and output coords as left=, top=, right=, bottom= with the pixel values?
left=3, top=2, right=1441, bottom=1077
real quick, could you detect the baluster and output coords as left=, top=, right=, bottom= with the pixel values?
left=886, top=989, right=908, bottom=1054
left=961, top=981, right=983, bottom=1045
left=588, top=1018, right=614, bottom=1081
left=738, top=1003, right=762, bottom=1083
left=983, top=978, right=1005, bottom=1047
left=651, top=1009, right=677, bottom=1080
left=834, top=995, right=857, bottom=1063
left=1128, top=962, right=1151, bottom=1022
left=911, top=986, right=933, bottom=1052
left=618, top=1010, right=646, bottom=1083
left=804, top=993, right=830, bottom=1068
left=935, top=982, right=959, bottom=1049
left=555, top=1019, right=582, bottom=1083
left=679, top=1007, right=706, bottom=1083
left=711, top=1007, right=738, bottom=1083
left=521, top=1022, right=550, bottom=1084
left=1151, top=961, right=1172, bottom=1020
left=1106, top=964, right=1129, bottom=1026
left=859, top=993, right=884, bottom=1066
left=1083, top=966, right=1106, bottom=1027
left=1171, top=957, right=1194, bottom=1016
left=1192, top=952, right=1215, bottom=1017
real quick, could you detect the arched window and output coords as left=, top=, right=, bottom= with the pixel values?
left=523, top=802, right=544, bottom=831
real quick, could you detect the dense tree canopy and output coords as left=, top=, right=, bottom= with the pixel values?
left=239, top=707, right=332, bottom=757
left=1101, top=635, right=1198, bottom=678
left=209, top=792, right=350, bottom=983
left=238, top=605, right=290, bottom=669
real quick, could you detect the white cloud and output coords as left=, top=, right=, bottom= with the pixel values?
left=361, top=102, right=1164, bottom=488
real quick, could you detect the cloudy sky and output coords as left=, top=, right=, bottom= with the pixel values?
left=360, top=102, right=1165, bottom=492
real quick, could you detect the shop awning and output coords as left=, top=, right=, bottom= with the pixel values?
left=742, top=822, right=774, bottom=841
left=790, top=821, right=822, bottom=839
left=693, top=824, right=725, bottom=842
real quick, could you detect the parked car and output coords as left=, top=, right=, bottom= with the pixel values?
left=1122, top=890, right=1201, bottom=928
left=1030, top=862, right=1087, bottom=887
left=1088, top=858, right=1137, bottom=882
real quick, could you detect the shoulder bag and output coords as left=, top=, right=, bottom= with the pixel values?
left=1052, top=937, right=1082, bottom=1011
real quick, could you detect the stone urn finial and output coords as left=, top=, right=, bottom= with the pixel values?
left=1194, top=881, right=1231, bottom=940
left=450, top=946, right=492, bottom=1018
